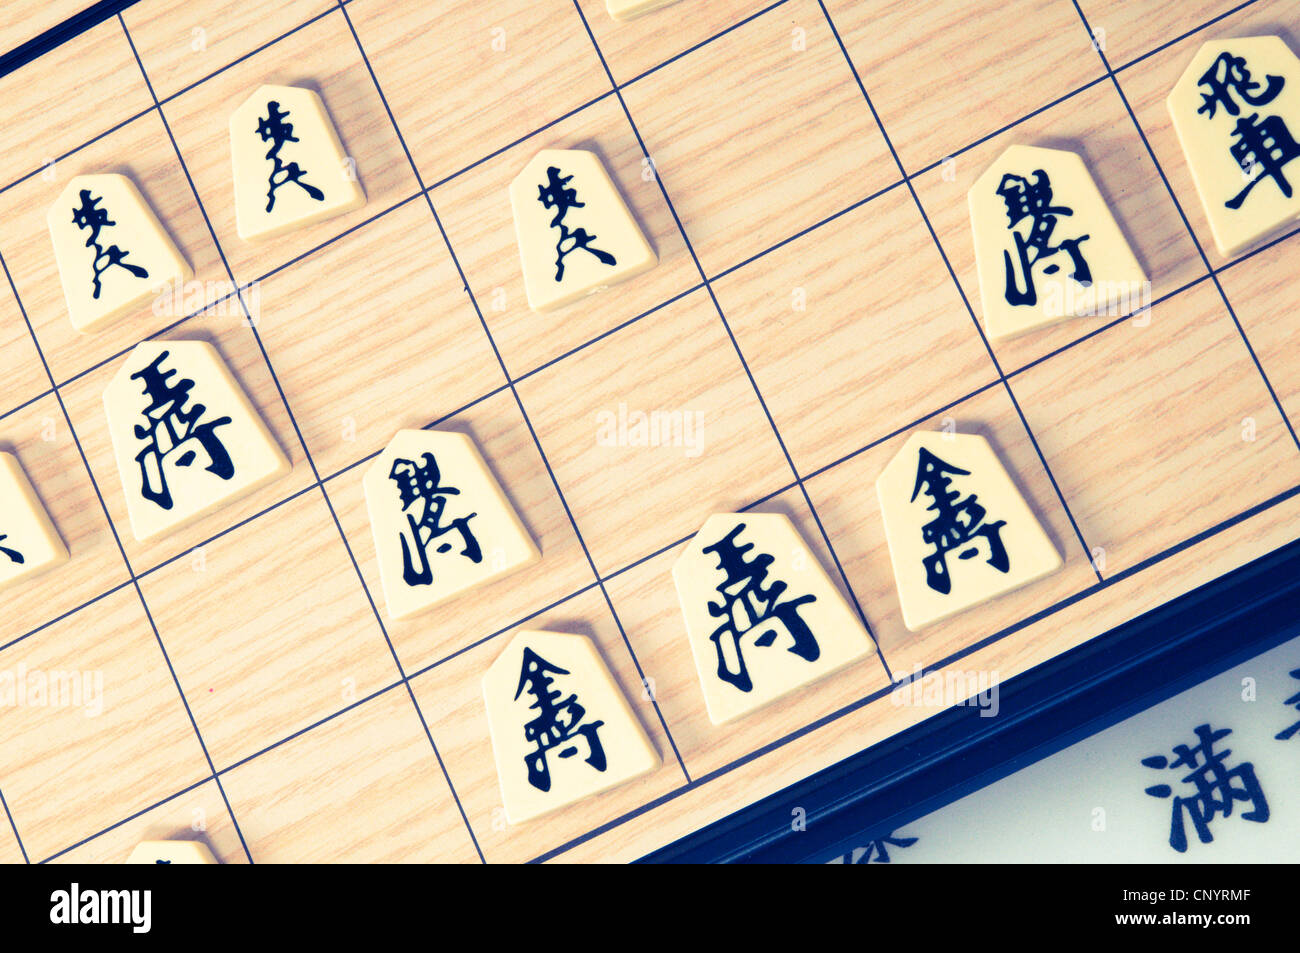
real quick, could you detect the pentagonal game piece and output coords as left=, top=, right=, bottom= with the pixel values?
left=1168, top=36, right=1300, bottom=257
left=606, top=0, right=680, bottom=20
left=673, top=512, right=875, bottom=725
left=876, top=431, right=1061, bottom=632
left=510, top=148, right=656, bottom=312
left=47, top=173, right=191, bottom=334
left=125, top=840, right=219, bottom=864
left=230, top=84, right=365, bottom=242
left=104, top=340, right=291, bottom=542
left=969, top=144, right=1146, bottom=340
left=484, top=630, right=658, bottom=824
left=0, top=452, right=68, bottom=593
left=363, top=429, right=539, bottom=621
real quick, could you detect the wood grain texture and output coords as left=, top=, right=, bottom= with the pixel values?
left=0, top=0, right=1297, bottom=864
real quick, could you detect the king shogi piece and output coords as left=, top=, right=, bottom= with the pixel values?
left=483, top=630, right=659, bottom=824
left=510, top=148, right=657, bottom=312
left=0, top=452, right=68, bottom=594
left=231, top=84, right=365, bottom=242
left=876, top=431, right=1061, bottom=632
left=969, top=144, right=1145, bottom=340
left=673, top=512, right=876, bottom=725
left=363, top=430, right=539, bottom=621
left=104, top=340, right=290, bottom=542
left=47, top=174, right=191, bottom=334
left=1168, top=36, right=1300, bottom=257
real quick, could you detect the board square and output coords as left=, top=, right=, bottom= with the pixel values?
left=821, top=0, right=1107, bottom=174
left=1012, top=281, right=1300, bottom=577
left=620, top=0, right=897, bottom=276
left=137, top=491, right=398, bottom=768
left=0, top=277, right=46, bottom=421
left=159, top=9, right=418, bottom=288
left=253, top=200, right=504, bottom=477
left=409, top=587, right=685, bottom=862
left=711, top=185, right=997, bottom=475
left=345, top=0, right=612, bottom=186
left=0, top=110, right=228, bottom=387
left=516, top=289, right=790, bottom=574
left=1218, top=235, right=1300, bottom=424
left=433, top=94, right=697, bottom=376
left=219, top=688, right=481, bottom=862
left=332, top=390, right=593, bottom=674
left=803, top=386, right=1098, bottom=677
left=122, top=0, right=335, bottom=101
left=0, top=18, right=153, bottom=189
left=1075, top=0, right=1258, bottom=69
left=911, top=81, right=1200, bottom=373
left=606, top=487, right=890, bottom=778
left=0, top=587, right=212, bottom=862
left=0, top=395, right=131, bottom=642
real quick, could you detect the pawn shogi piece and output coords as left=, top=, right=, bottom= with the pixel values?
left=510, top=148, right=656, bottom=312
left=969, top=144, right=1146, bottom=340
left=125, top=840, right=219, bottom=864
left=673, top=512, right=875, bottom=725
left=484, top=630, right=659, bottom=824
left=230, top=84, right=365, bottom=242
left=47, top=173, right=191, bottom=334
left=104, top=340, right=290, bottom=542
left=0, top=452, right=68, bottom=593
left=1168, top=35, right=1300, bottom=257
left=363, top=429, right=539, bottom=621
left=876, top=431, right=1061, bottom=632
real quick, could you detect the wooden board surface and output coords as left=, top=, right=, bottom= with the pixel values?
left=0, top=0, right=1297, bottom=864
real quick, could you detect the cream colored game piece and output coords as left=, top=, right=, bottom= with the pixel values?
left=363, top=429, right=539, bottom=621
left=1168, top=36, right=1300, bottom=257
left=673, top=513, right=875, bottom=725
left=125, top=840, right=219, bottom=864
left=230, top=84, right=365, bottom=243
left=0, top=452, right=68, bottom=593
left=876, top=431, right=1061, bottom=632
left=104, top=340, right=290, bottom=542
left=484, top=630, right=658, bottom=824
left=606, top=0, right=681, bottom=20
left=47, top=173, right=191, bottom=335
left=510, top=148, right=656, bottom=312
left=969, top=144, right=1146, bottom=340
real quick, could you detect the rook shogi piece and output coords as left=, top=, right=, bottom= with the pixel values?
left=125, top=840, right=219, bottom=864
left=363, top=429, right=539, bottom=621
left=1168, top=36, right=1300, bottom=257
left=876, top=431, right=1061, bottom=632
left=606, top=0, right=681, bottom=20
left=969, top=144, right=1146, bottom=340
left=510, top=148, right=657, bottom=312
left=104, top=340, right=291, bottom=542
left=673, top=513, right=875, bottom=725
left=483, top=630, right=659, bottom=824
left=0, top=452, right=68, bottom=593
left=230, top=84, right=365, bottom=242
left=47, top=173, right=191, bottom=334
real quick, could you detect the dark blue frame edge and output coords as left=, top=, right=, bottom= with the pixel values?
left=0, top=0, right=141, bottom=79
left=639, top=536, right=1300, bottom=863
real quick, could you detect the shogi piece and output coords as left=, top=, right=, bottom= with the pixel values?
left=363, top=429, right=539, bottom=621
left=125, top=840, right=219, bottom=864
left=673, top=513, right=875, bottom=725
left=484, top=630, right=658, bottom=824
left=969, top=144, right=1146, bottom=340
left=876, top=431, right=1061, bottom=632
left=0, top=452, right=68, bottom=593
left=606, top=0, right=681, bottom=20
left=510, top=148, right=657, bottom=312
left=1168, top=36, right=1300, bottom=257
left=104, top=340, right=291, bottom=542
left=230, top=84, right=365, bottom=242
left=47, top=173, right=191, bottom=334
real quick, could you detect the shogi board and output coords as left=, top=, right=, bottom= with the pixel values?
left=0, top=0, right=1297, bottom=865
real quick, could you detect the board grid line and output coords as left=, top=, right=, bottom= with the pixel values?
left=0, top=0, right=1295, bottom=864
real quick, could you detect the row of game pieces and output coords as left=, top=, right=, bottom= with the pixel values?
left=6, top=30, right=1299, bottom=843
